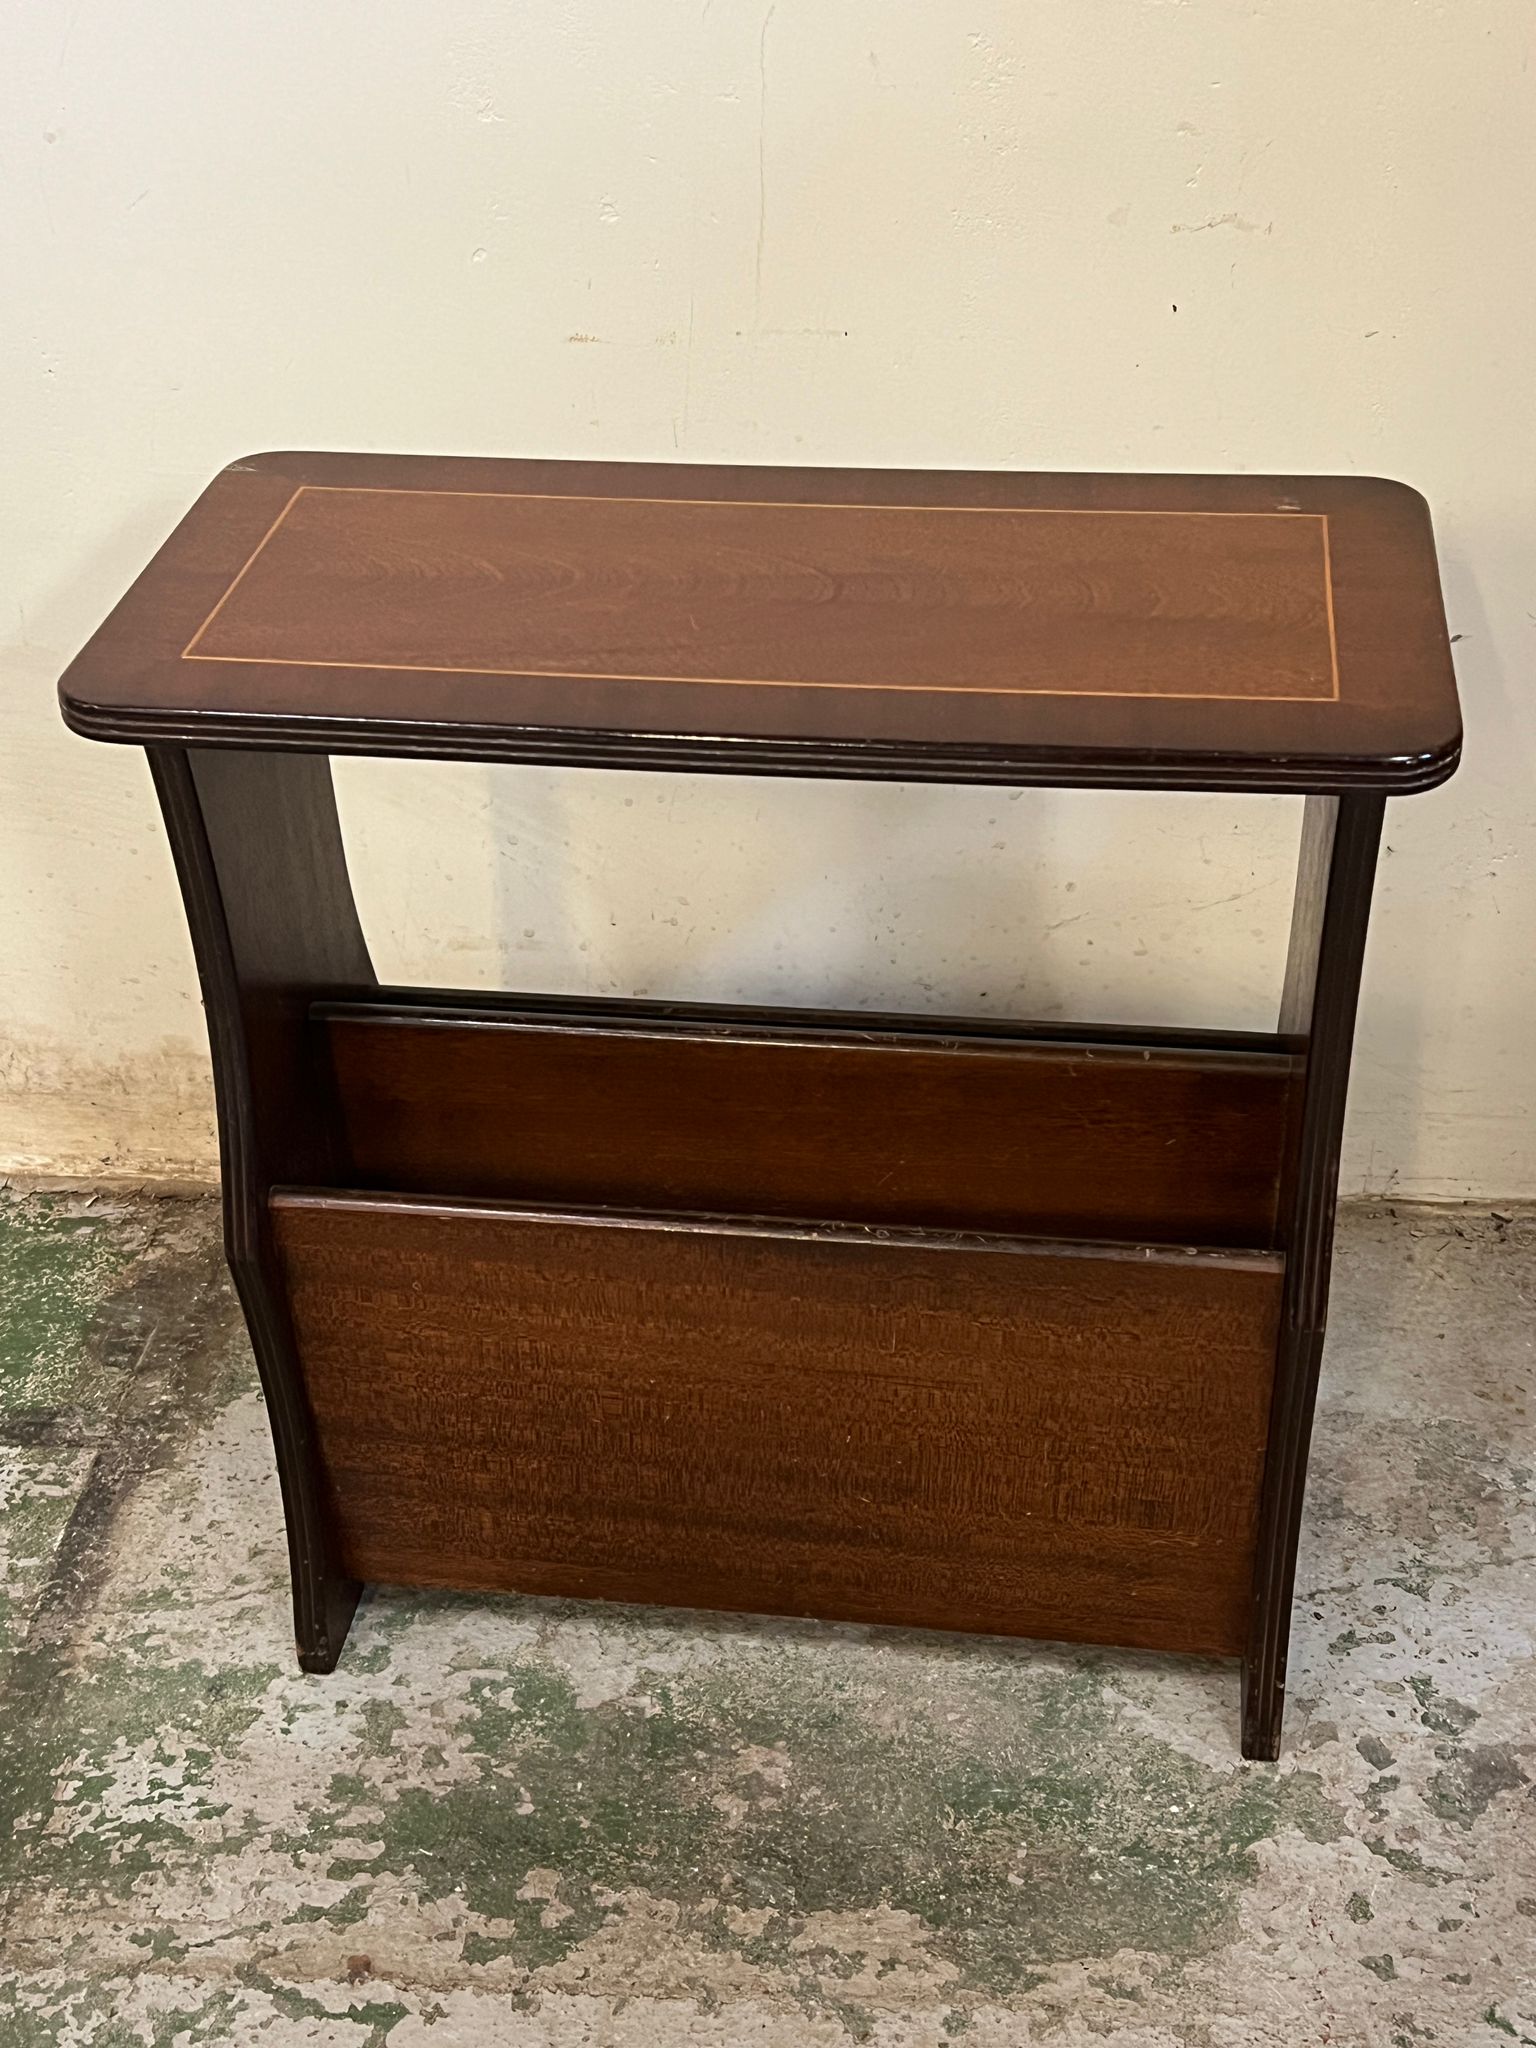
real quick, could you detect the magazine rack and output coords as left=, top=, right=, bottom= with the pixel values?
left=60, top=453, right=1460, bottom=1757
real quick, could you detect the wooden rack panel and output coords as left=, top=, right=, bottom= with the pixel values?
left=273, top=1190, right=1283, bottom=1658
left=317, top=1000, right=1299, bottom=1247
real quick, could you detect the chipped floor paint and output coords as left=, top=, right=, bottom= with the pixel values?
left=0, top=1192, right=1531, bottom=2045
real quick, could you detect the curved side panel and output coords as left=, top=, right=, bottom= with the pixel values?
left=148, top=745, right=375, bottom=1669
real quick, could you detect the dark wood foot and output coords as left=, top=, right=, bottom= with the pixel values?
left=296, top=1573, right=363, bottom=1673
left=150, top=745, right=375, bottom=1678
left=1240, top=1658, right=1284, bottom=1761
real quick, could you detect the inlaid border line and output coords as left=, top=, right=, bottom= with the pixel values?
left=182, top=486, right=1340, bottom=704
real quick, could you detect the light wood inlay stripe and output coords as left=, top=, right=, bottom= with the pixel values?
left=180, top=485, right=1343, bottom=704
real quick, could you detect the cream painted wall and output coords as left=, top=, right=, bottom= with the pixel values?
left=2, top=2, right=1532, bottom=1196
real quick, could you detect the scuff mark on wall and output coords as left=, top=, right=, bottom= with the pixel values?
left=0, top=1039, right=216, bottom=1184
left=1172, top=211, right=1272, bottom=234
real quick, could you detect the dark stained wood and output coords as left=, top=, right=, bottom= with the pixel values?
left=60, top=454, right=1460, bottom=793
left=191, top=487, right=1338, bottom=699
left=272, top=1192, right=1284, bottom=1659
left=318, top=1002, right=1298, bottom=1247
left=359, top=980, right=1294, bottom=1057
left=148, top=746, right=375, bottom=1670
left=1243, top=792, right=1385, bottom=1758
left=60, top=454, right=1457, bottom=1756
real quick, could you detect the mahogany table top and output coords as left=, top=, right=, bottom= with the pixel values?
left=59, top=453, right=1460, bottom=792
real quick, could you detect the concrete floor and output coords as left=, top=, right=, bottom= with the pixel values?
left=0, top=1192, right=1531, bottom=2047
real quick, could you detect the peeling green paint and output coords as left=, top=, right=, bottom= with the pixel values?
left=0, top=1447, right=92, bottom=1676
left=290, top=1653, right=1343, bottom=1996
left=1425, top=1744, right=1530, bottom=1827
left=1330, top=1625, right=1397, bottom=1654
left=1408, top=1673, right=1481, bottom=1739
left=5, top=1639, right=1343, bottom=2006
left=1, top=1651, right=281, bottom=1911
left=0, top=1197, right=147, bottom=1415
left=0, top=1195, right=1533, bottom=2044
left=1362, top=1835, right=1462, bottom=1885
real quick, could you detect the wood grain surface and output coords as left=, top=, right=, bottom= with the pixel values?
left=59, top=454, right=1460, bottom=792
left=272, top=1192, right=1283, bottom=1658
left=185, top=485, right=1339, bottom=702
left=319, top=1003, right=1298, bottom=1247
left=149, top=747, right=374, bottom=1669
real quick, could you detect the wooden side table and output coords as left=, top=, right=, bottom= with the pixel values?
left=59, top=454, right=1460, bottom=1758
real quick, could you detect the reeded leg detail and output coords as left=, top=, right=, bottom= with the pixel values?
left=1243, top=793, right=1384, bottom=1760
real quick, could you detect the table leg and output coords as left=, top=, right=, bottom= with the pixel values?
left=149, top=745, right=376, bottom=1670
left=1243, top=792, right=1385, bottom=1758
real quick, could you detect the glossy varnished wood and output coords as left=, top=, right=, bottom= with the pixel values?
left=60, top=454, right=1460, bottom=792
left=318, top=1002, right=1298, bottom=1246
left=60, top=455, right=1460, bottom=1759
left=357, top=980, right=1293, bottom=1057
left=272, top=1192, right=1284, bottom=1658
left=186, top=486, right=1339, bottom=700
left=148, top=747, right=374, bottom=1668
left=1243, top=792, right=1385, bottom=1757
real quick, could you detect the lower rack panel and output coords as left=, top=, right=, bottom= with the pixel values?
left=272, top=1189, right=1282, bottom=1659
